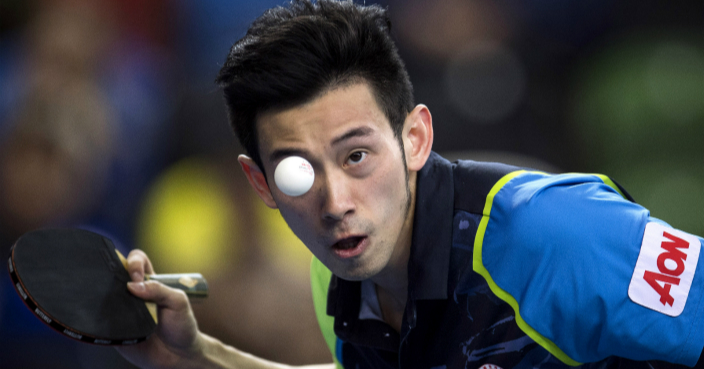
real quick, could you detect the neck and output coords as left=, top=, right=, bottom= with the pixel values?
left=370, top=171, right=417, bottom=331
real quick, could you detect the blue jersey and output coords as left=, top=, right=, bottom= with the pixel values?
left=311, top=152, right=704, bottom=368
left=477, top=170, right=704, bottom=366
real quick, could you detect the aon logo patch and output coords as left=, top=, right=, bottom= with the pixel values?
left=629, top=222, right=701, bottom=316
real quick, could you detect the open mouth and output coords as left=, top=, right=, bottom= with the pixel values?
left=332, top=236, right=368, bottom=258
left=334, top=236, right=364, bottom=249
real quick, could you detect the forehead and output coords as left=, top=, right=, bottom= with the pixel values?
left=255, top=83, right=392, bottom=158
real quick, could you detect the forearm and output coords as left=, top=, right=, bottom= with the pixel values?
left=188, top=333, right=335, bottom=369
left=120, top=252, right=335, bottom=369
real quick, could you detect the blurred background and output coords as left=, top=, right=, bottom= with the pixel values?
left=0, top=0, right=701, bottom=367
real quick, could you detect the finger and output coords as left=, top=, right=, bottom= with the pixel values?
left=127, top=280, right=190, bottom=312
left=126, top=249, right=155, bottom=281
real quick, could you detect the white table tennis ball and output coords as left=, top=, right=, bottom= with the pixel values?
left=274, top=156, right=315, bottom=197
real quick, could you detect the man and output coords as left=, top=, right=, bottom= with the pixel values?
left=117, top=1, right=704, bottom=368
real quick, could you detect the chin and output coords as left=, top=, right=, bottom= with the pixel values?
left=333, top=261, right=382, bottom=281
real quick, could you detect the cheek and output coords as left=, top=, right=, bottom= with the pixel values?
left=277, top=203, right=318, bottom=244
left=366, top=161, right=408, bottom=217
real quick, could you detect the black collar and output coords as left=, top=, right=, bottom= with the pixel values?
left=406, top=151, right=454, bottom=300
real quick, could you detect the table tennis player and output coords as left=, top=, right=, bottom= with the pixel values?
left=116, top=1, right=704, bottom=368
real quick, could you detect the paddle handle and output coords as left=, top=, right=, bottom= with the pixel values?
left=114, top=250, right=208, bottom=300
left=146, top=273, right=208, bottom=299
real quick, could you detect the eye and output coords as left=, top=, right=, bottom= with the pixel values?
left=346, top=151, right=367, bottom=165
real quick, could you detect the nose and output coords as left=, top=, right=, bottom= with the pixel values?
left=319, top=170, right=355, bottom=222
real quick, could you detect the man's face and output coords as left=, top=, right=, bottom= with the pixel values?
left=255, top=83, right=414, bottom=281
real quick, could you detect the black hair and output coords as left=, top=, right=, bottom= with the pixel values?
left=216, top=0, right=414, bottom=172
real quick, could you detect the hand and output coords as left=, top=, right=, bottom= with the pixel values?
left=116, top=249, right=204, bottom=369
left=115, top=250, right=333, bottom=369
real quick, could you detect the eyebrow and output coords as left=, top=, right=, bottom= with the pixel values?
left=269, top=126, right=375, bottom=163
left=331, top=126, right=375, bottom=146
left=269, top=148, right=309, bottom=163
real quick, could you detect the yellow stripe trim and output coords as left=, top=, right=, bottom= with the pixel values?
left=472, top=170, right=582, bottom=366
left=310, top=257, right=344, bottom=369
left=594, top=174, right=626, bottom=199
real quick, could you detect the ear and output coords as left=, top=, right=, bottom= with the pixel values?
left=402, top=104, right=433, bottom=172
left=238, top=155, right=278, bottom=209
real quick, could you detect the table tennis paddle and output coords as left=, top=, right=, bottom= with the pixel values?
left=7, top=228, right=208, bottom=345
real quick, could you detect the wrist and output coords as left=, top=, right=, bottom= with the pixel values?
left=179, top=332, right=224, bottom=369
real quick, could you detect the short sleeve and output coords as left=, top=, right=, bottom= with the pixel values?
left=473, top=171, right=704, bottom=366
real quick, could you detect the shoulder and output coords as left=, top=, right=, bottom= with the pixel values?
left=474, top=171, right=704, bottom=366
left=449, top=157, right=523, bottom=214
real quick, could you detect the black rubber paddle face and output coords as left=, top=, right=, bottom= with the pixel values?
left=8, top=228, right=156, bottom=345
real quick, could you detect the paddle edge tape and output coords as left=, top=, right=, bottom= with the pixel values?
left=7, top=242, right=150, bottom=346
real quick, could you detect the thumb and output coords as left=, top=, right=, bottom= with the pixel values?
left=126, top=281, right=152, bottom=300
left=127, top=280, right=190, bottom=311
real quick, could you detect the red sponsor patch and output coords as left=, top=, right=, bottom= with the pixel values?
left=628, top=222, right=701, bottom=316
